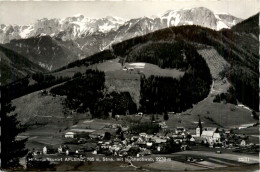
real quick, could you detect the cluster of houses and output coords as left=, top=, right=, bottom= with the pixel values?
left=95, top=133, right=166, bottom=156
left=28, top=117, right=253, bottom=161
left=188, top=117, right=251, bottom=148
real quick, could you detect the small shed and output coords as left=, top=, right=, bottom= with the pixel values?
left=240, top=140, right=246, bottom=146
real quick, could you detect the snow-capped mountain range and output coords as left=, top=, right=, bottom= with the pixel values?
left=0, top=7, right=241, bottom=44
left=0, top=7, right=242, bottom=70
left=0, top=14, right=126, bottom=43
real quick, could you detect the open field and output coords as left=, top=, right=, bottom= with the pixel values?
left=19, top=118, right=121, bottom=151
left=51, top=58, right=122, bottom=78
left=55, top=161, right=135, bottom=171
left=11, top=91, right=66, bottom=125
left=72, top=119, right=116, bottom=130
left=51, top=59, right=185, bottom=107
left=105, top=70, right=141, bottom=107
left=234, top=126, right=259, bottom=135
left=234, top=126, right=259, bottom=144
left=18, top=122, right=73, bottom=150
left=124, top=62, right=184, bottom=78
left=88, top=58, right=122, bottom=72
left=165, top=97, right=257, bottom=129
left=174, top=151, right=259, bottom=164
left=163, top=74, right=257, bottom=129
left=138, top=149, right=259, bottom=171
left=142, top=160, right=206, bottom=171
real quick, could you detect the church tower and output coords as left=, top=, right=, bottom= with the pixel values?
left=196, top=115, right=203, bottom=137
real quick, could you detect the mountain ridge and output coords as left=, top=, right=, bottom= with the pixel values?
left=0, top=7, right=243, bottom=71
left=0, top=8, right=241, bottom=44
left=1, top=7, right=241, bottom=44
left=0, top=45, right=46, bottom=85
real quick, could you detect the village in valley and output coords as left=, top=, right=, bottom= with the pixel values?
left=2, top=3, right=259, bottom=171
left=25, top=110, right=259, bottom=170
left=13, top=55, right=259, bottom=171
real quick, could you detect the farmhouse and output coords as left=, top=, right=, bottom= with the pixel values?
left=65, top=132, right=76, bottom=138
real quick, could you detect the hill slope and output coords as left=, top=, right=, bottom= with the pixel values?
left=231, top=13, right=259, bottom=37
left=0, top=45, right=46, bottom=85
left=2, top=36, right=84, bottom=70
left=111, top=16, right=258, bottom=111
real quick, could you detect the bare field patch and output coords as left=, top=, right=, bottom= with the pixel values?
left=175, top=151, right=260, bottom=164
left=11, top=91, right=66, bottom=125
left=125, top=62, right=184, bottom=78
left=166, top=96, right=256, bottom=129
left=198, top=48, right=229, bottom=79
left=105, top=71, right=141, bottom=107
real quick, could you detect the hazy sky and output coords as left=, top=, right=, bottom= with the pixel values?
left=0, top=0, right=259, bottom=25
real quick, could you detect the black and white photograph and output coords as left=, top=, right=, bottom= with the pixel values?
left=0, top=0, right=259, bottom=171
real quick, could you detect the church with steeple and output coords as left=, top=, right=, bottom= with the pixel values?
left=196, top=115, right=203, bottom=137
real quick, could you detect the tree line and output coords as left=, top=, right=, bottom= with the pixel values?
left=2, top=73, right=70, bottom=102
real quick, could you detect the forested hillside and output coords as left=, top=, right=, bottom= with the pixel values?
left=3, top=14, right=258, bottom=114
left=112, top=21, right=258, bottom=111
left=0, top=45, right=46, bottom=85
left=134, top=42, right=212, bottom=113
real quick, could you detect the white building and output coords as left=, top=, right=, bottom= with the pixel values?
left=65, top=132, right=76, bottom=138
left=240, top=140, right=246, bottom=146
left=201, top=131, right=222, bottom=145
left=196, top=127, right=201, bottom=137
left=201, top=130, right=215, bottom=144
left=58, top=146, right=63, bottom=153
left=213, top=133, right=221, bottom=143
left=43, top=146, right=47, bottom=155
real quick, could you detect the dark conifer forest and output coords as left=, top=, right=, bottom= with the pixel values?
left=137, top=42, right=212, bottom=113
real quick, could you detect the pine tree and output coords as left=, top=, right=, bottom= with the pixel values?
left=163, top=112, right=169, bottom=121
left=197, top=115, right=203, bottom=136
left=1, top=100, right=28, bottom=169
left=151, top=114, right=155, bottom=122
